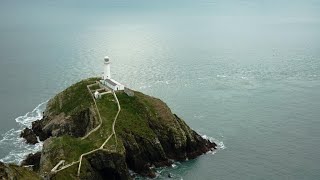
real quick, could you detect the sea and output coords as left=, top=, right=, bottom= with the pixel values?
left=0, top=0, right=320, bottom=179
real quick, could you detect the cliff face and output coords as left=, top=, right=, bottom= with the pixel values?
left=20, top=78, right=216, bottom=179
left=117, top=93, right=215, bottom=177
left=0, top=161, right=41, bottom=180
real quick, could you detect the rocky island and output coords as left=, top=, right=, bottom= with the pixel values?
left=2, top=77, right=216, bottom=179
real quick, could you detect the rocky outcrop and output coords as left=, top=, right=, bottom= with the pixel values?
left=20, top=128, right=38, bottom=145
left=31, top=120, right=50, bottom=141
left=120, top=113, right=216, bottom=177
left=0, top=161, right=41, bottom=180
left=48, top=150, right=130, bottom=180
left=121, top=132, right=169, bottom=177
left=19, top=78, right=217, bottom=179
left=21, top=152, right=41, bottom=172
left=85, top=151, right=130, bottom=180
left=21, top=106, right=99, bottom=144
left=0, top=162, right=6, bottom=179
left=40, top=106, right=98, bottom=138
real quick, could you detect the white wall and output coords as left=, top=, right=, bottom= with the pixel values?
left=104, top=62, right=111, bottom=79
left=116, top=84, right=125, bottom=91
left=104, top=79, right=125, bottom=91
left=105, top=82, right=124, bottom=91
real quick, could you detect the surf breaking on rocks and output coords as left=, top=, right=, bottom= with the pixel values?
left=0, top=101, right=47, bottom=164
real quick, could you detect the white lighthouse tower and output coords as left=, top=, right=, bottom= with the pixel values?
left=103, top=56, right=111, bottom=80
left=101, top=56, right=125, bottom=91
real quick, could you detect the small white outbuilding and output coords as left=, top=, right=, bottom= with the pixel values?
left=94, top=91, right=101, bottom=99
left=104, top=79, right=124, bottom=91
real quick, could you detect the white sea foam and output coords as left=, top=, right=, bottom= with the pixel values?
left=197, top=76, right=211, bottom=80
left=201, top=134, right=226, bottom=150
left=217, top=74, right=227, bottom=78
left=15, top=101, right=47, bottom=127
left=139, top=85, right=153, bottom=89
left=193, top=114, right=204, bottom=119
left=0, top=101, right=47, bottom=164
left=154, top=80, right=170, bottom=85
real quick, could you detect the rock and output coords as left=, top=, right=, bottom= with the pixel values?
left=48, top=150, right=131, bottom=180
left=20, top=128, right=38, bottom=145
left=121, top=132, right=168, bottom=177
left=20, top=120, right=50, bottom=145
left=40, top=107, right=98, bottom=138
left=21, top=152, right=41, bottom=172
left=0, top=161, right=41, bottom=179
left=32, top=120, right=50, bottom=141
left=86, top=150, right=130, bottom=180
left=0, top=161, right=5, bottom=179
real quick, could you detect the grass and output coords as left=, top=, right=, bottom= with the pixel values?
left=115, top=91, right=157, bottom=139
left=47, top=136, right=93, bottom=163
left=50, top=162, right=80, bottom=180
left=7, top=164, right=41, bottom=180
left=89, top=83, right=101, bottom=91
left=47, top=77, right=100, bottom=115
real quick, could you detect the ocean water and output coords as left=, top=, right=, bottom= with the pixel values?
left=0, top=0, right=320, bottom=179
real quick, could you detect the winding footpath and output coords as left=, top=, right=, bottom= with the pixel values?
left=50, top=83, right=121, bottom=177
left=81, top=83, right=103, bottom=140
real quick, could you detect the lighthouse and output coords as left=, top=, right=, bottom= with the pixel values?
left=103, top=56, right=111, bottom=80
left=101, top=56, right=125, bottom=91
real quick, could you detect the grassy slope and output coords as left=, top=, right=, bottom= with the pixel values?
left=47, top=77, right=98, bottom=116
left=116, top=91, right=158, bottom=139
left=118, top=89, right=181, bottom=135
left=6, top=164, right=41, bottom=180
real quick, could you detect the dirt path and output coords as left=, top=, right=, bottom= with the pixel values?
left=81, top=84, right=103, bottom=140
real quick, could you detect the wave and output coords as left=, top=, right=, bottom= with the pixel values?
left=0, top=101, right=47, bottom=164
left=201, top=134, right=226, bottom=151
left=216, top=74, right=227, bottom=78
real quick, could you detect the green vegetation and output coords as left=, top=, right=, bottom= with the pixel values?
left=51, top=162, right=80, bottom=180
left=47, top=77, right=100, bottom=115
left=115, top=91, right=157, bottom=139
left=89, top=83, right=101, bottom=91
left=6, top=164, right=41, bottom=180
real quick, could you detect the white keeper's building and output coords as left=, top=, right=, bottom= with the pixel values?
left=101, top=56, right=125, bottom=91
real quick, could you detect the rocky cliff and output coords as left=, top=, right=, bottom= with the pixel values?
left=18, top=78, right=216, bottom=179
left=0, top=161, right=41, bottom=180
